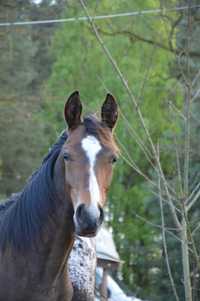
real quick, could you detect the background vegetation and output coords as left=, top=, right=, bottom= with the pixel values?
left=0, top=1, right=200, bottom=300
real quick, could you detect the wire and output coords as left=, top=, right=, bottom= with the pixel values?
left=0, top=4, right=199, bottom=27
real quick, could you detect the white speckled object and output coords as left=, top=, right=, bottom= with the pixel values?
left=69, top=237, right=96, bottom=301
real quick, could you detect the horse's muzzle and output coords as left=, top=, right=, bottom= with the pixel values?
left=74, top=203, right=104, bottom=237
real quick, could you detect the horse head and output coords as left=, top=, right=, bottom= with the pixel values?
left=62, top=91, right=118, bottom=237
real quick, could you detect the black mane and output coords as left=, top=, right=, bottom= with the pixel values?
left=0, top=131, right=68, bottom=251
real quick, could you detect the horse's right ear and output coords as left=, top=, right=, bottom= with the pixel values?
left=64, top=91, right=82, bottom=130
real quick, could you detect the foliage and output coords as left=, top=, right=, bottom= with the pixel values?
left=0, top=0, right=62, bottom=196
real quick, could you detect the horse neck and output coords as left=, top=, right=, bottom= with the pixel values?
left=23, top=153, right=75, bottom=282
left=20, top=153, right=74, bottom=272
left=27, top=151, right=74, bottom=248
left=38, top=132, right=75, bottom=256
left=0, top=134, right=75, bottom=285
left=24, top=152, right=75, bottom=283
left=46, top=152, right=75, bottom=259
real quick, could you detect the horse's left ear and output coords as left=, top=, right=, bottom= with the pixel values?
left=64, top=91, right=82, bottom=130
left=101, top=93, right=118, bottom=131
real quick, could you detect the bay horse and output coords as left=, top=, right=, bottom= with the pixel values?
left=0, top=91, right=118, bottom=301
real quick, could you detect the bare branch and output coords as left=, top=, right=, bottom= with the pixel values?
left=181, top=206, right=192, bottom=301
left=173, top=135, right=183, bottom=196
left=191, top=87, right=200, bottom=102
left=158, top=149, right=180, bottom=301
left=97, top=28, right=200, bottom=59
left=187, top=188, right=200, bottom=212
left=192, top=222, right=200, bottom=237
left=184, top=211, right=200, bottom=272
left=192, top=69, right=200, bottom=87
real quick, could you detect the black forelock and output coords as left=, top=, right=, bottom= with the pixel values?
left=83, top=115, right=104, bottom=138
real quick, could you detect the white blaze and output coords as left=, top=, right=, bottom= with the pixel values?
left=81, top=135, right=102, bottom=210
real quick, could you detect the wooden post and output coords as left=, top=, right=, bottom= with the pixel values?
left=100, top=268, right=108, bottom=301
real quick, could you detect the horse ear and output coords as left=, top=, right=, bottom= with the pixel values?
left=101, top=93, right=118, bottom=131
left=64, top=91, right=82, bottom=130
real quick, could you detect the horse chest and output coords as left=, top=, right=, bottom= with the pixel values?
left=0, top=254, right=73, bottom=301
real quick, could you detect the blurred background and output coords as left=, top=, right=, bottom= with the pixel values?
left=0, top=1, right=200, bottom=300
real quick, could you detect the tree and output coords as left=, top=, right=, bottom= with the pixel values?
left=0, top=0, right=61, bottom=196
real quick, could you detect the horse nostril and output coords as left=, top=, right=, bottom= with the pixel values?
left=98, top=206, right=104, bottom=225
left=76, top=204, right=85, bottom=221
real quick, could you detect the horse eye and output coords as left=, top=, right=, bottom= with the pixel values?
left=111, top=155, right=117, bottom=164
left=63, top=153, right=71, bottom=161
